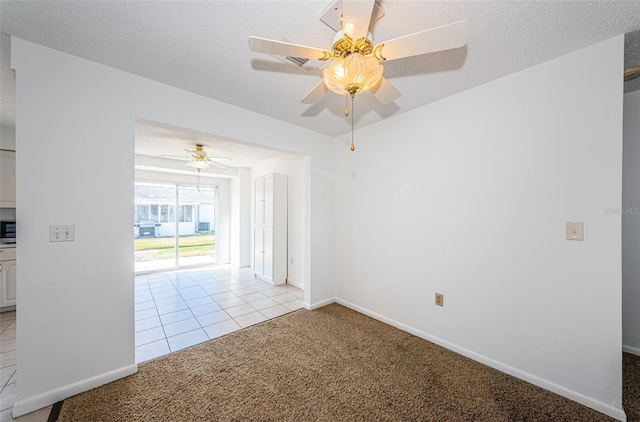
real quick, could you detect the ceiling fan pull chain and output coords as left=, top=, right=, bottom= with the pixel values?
left=350, top=95, right=355, bottom=152
left=344, top=94, right=349, bottom=117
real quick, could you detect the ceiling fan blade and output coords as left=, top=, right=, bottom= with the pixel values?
left=159, top=154, right=188, bottom=159
left=371, top=77, right=400, bottom=105
left=248, top=36, right=331, bottom=60
left=342, top=0, right=375, bottom=39
left=208, top=157, right=232, bottom=162
left=301, top=81, right=329, bottom=104
left=375, top=19, right=469, bottom=62
left=209, top=161, right=229, bottom=169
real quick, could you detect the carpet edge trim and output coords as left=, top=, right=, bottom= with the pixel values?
left=47, top=401, right=63, bottom=422
left=334, top=297, right=627, bottom=422
left=12, top=363, right=138, bottom=417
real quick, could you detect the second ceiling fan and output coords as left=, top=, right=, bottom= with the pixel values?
left=160, top=144, right=231, bottom=172
left=248, top=0, right=469, bottom=107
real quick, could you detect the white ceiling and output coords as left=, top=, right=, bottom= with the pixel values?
left=1, top=1, right=640, bottom=161
left=135, top=119, right=301, bottom=170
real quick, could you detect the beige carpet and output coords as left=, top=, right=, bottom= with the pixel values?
left=56, top=304, right=616, bottom=421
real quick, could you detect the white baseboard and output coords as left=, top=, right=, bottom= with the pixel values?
left=334, top=298, right=627, bottom=422
left=623, top=344, right=640, bottom=356
left=286, top=278, right=304, bottom=290
left=12, top=364, right=138, bottom=418
left=306, top=297, right=335, bottom=310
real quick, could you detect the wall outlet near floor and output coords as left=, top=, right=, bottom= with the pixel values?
left=290, top=257, right=294, bottom=264
left=49, top=224, right=75, bottom=242
left=565, top=221, right=584, bottom=241
left=435, top=293, right=444, bottom=307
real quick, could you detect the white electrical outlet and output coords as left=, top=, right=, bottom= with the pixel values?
left=565, top=221, right=584, bottom=241
left=49, top=225, right=75, bottom=242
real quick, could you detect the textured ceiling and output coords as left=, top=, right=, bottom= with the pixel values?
left=1, top=1, right=640, bottom=141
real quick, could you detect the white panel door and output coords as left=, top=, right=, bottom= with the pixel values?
left=264, top=175, right=274, bottom=227
left=255, top=177, right=265, bottom=225
left=254, top=228, right=264, bottom=275
left=263, top=227, right=273, bottom=279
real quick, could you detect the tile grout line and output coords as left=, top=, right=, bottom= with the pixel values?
left=163, top=273, right=211, bottom=352
left=135, top=268, right=303, bottom=363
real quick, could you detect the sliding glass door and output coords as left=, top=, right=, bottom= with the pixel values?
left=177, top=185, right=216, bottom=267
left=134, top=183, right=217, bottom=273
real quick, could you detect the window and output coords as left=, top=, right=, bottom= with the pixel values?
left=136, top=205, right=149, bottom=222
left=160, top=205, right=170, bottom=223
left=178, top=205, right=193, bottom=222
left=150, top=205, right=159, bottom=222
left=135, top=205, right=160, bottom=223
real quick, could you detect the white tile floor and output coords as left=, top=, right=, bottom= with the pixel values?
left=0, top=266, right=303, bottom=421
left=135, top=266, right=304, bottom=363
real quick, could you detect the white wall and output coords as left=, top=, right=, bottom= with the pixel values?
left=333, top=36, right=625, bottom=420
left=230, top=167, right=252, bottom=268
left=250, top=158, right=307, bottom=289
left=216, top=179, right=231, bottom=263
left=623, top=90, right=640, bottom=355
left=11, top=38, right=334, bottom=416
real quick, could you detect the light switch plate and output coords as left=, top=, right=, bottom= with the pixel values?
left=565, top=221, right=584, bottom=241
left=49, top=225, right=75, bottom=242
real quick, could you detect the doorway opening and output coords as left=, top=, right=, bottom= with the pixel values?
left=135, top=182, right=217, bottom=273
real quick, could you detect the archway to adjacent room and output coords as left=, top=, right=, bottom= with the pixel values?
left=132, top=118, right=310, bottom=363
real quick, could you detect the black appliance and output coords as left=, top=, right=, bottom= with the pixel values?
left=0, top=220, right=16, bottom=244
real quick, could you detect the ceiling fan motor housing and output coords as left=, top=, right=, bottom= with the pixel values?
left=331, top=30, right=375, bottom=58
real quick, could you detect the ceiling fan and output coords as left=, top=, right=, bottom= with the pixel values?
left=160, top=144, right=231, bottom=172
left=248, top=0, right=469, bottom=137
left=248, top=0, right=469, bottom=150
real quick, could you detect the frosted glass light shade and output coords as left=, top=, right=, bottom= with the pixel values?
left=186, top=160, right=210, bottom=171
left=322, top=53, right=383, bottom=97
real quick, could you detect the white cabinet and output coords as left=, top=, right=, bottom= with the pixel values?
left=0, top=150, right=16, bottom=208
left=0, top=247, right=16, bottom=310
left=254, top=174, right=287, bottom=285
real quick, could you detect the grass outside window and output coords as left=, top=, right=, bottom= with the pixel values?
left=135, top=232, right=215, bottom=261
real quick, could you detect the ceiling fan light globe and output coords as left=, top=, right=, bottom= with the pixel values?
left=186, top=160, right=211, bottom=170
left=322, top=53, right=383, bottom=97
